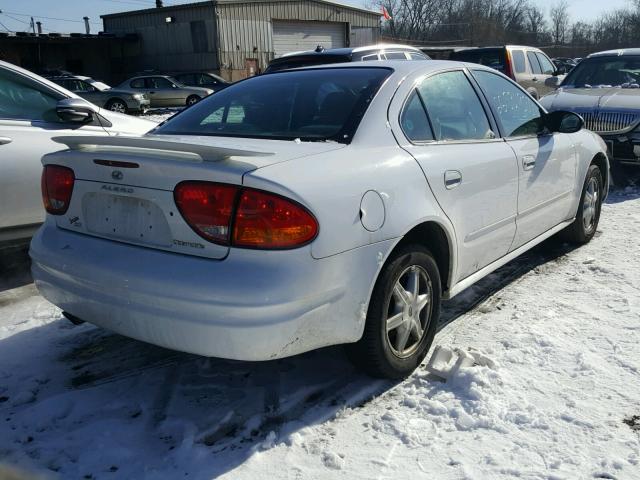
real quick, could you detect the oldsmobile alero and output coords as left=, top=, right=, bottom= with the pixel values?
left=30, top=61, right=609, bottom=378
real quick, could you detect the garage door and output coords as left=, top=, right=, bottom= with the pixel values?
left=272, top=21, right=346, bottom=57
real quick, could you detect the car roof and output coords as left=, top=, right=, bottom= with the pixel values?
left=455, top=45, right=542, bottom=52
left=589, top=48, right=640, bottom=58
left=270, top=59, right=494, bottom=76
left=280, top=43, right=424, bottom=58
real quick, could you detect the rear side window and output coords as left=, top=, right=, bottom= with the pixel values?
left=155, top=67, right=392, bottom=144
left=527, top=52, right=542, bottom=74
left=400, top=90, right=434, bottom=142
left=383, top=52, right=408, bottom=60
left=536, top=53, right=555, bottom=75
left=512, top=50, right=526, bottom=74
left=450, top=49, right=507, bottom=74
left=417, top=70, right=492, bottom=142
left=361, top=54, right=379, bottom=61
left=409, top=52, right=428, bottom=60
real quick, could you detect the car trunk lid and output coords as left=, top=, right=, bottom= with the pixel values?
left=46, top=134, right=343, bottom=259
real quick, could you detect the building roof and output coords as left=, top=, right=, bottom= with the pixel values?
left=101, top=0, right=380, bottom=19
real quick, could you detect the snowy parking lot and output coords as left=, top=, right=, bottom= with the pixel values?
left=1, top=182, right=639, bottom=479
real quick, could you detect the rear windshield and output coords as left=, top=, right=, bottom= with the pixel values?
left=265, top=55, right=350, bottom=73
left=450, top=48, right=507, bottom=74
left=562, top=55, right=640, bottom=88
left=153, top=67, right=392, bottom=143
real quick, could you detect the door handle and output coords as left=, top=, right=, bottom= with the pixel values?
left=0, top=137, right=12, bottom=145
left=522, top=155, right=536, bottom=170
left=444, top=170, right=462, bottom=189
left=532, top=77, right=539, bottom=82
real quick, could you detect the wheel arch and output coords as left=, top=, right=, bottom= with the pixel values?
left=390, top=220, right=455, bottom=293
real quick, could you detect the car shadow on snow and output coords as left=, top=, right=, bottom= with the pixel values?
left=0, top=237, right=581, bottom=478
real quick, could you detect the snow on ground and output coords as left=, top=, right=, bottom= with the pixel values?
left=0, top=187, right=639, bottom=480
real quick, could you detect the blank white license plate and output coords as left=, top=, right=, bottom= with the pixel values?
left=83, top=193, right=172, bottom=247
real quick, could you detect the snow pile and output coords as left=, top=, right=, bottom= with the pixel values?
left=0, top=188, right=639, bottom=479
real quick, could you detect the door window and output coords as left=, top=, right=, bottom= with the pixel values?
left=400, top=90, right=434, bottom=142
left=527, top=51, right=542, bottom=74
left=0, top=67, right=62, bottom=121
left=536, top=53, right=556, bottom=75
left=511, top=50, right=526, bottom=74
left=361, top=54, right=379, bottom=61
left=130, top=78, right=145, bottom=89
left=417, top=70, right=492, bottom=141
left=148, top=77, right=174, bottom=89
left=472, top=70, right=544, bottom=137
left=198, top=74, right=217, bottom=86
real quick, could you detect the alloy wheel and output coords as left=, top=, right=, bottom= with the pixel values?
left=385, top=265, right=433, bottom=358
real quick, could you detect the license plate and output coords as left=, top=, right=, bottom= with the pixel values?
left=83, top=193, right=172, bottom=247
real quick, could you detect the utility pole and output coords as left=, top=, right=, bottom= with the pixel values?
left=30, top=16, right=36, bottom=34
left=83, top=16, right=90, bottom=34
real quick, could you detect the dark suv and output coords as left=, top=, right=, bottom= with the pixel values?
left=265, top=44, right=430, bottom=73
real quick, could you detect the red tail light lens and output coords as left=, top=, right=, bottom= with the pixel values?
left=41, top=165, right=75, bottom=215
left=233, top=189, right=318, bottom=249
left=174, top=181, right=239, bottom=244
left=174, top=182, right=319, bottom=249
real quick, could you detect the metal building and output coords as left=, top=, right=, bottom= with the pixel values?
left=102, top=0, right=381, bottom=81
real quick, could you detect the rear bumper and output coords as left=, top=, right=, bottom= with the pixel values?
left=127, top=98, right=150, bottom=113
left=30, top=222, right=391, bottom=360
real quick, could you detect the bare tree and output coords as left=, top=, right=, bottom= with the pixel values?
left=550, top=0, right=570, bottom=45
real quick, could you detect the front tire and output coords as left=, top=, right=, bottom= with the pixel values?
left=561, top=164, right=603, bottom=244
left=347, top=244, right=441, bottom=379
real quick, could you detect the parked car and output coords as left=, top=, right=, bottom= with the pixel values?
left=171, top=71, right=229, bottom=92
left=450, top=45, right=561, bottom=99
left=540, top=48, right=640, bottom=184
left=31, top=61, right=608, bottom=379
left=264, top=44, right=430, bottom=73
left=552, top=57, right=577, bottom=75
left=49, top=75, right=151, bottom=114
left=0, top=60, right=155, bottom=245
left=117, top=75, right=213, bottom=108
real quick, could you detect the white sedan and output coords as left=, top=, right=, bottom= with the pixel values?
left=30, top=61, right=609, bottom=378
left=0, top=60, right=155, bottom=244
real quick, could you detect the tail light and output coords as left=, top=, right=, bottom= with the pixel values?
left=41, top=165, right=75, bottom=215
left=174, top=182, right=238, bottom=244
left=233, top=189, right=318, bottom=249
left=174, top=181, right=318, bottom=249
left=504, top=49, right=515, bottom=80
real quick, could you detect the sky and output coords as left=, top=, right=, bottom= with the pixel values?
left=0, top=0, right=633, bottom=34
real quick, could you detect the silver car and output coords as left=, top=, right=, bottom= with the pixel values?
left=0, top=60, right=155, bottom=245
left=49, top=75, right=151, bottom=114
left=117, top=75, right=213, bottom=108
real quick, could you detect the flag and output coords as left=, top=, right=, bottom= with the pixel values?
left=381, top=6, right=392, bottom=20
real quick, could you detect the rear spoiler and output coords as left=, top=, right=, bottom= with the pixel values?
left=52, top=135, right=275, bottom=162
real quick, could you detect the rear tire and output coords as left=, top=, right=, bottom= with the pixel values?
left=347, top=244, right=441, bottom=379
left=186, top=95, right=201, bottom=106
left=560, top=164, right=603, bottom=244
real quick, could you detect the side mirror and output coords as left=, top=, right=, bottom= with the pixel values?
left=545, top=76, right=562, bottom=89
left=545, top=110, right=584, bottom=134
left=56, top=98, right=95, bottom=123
